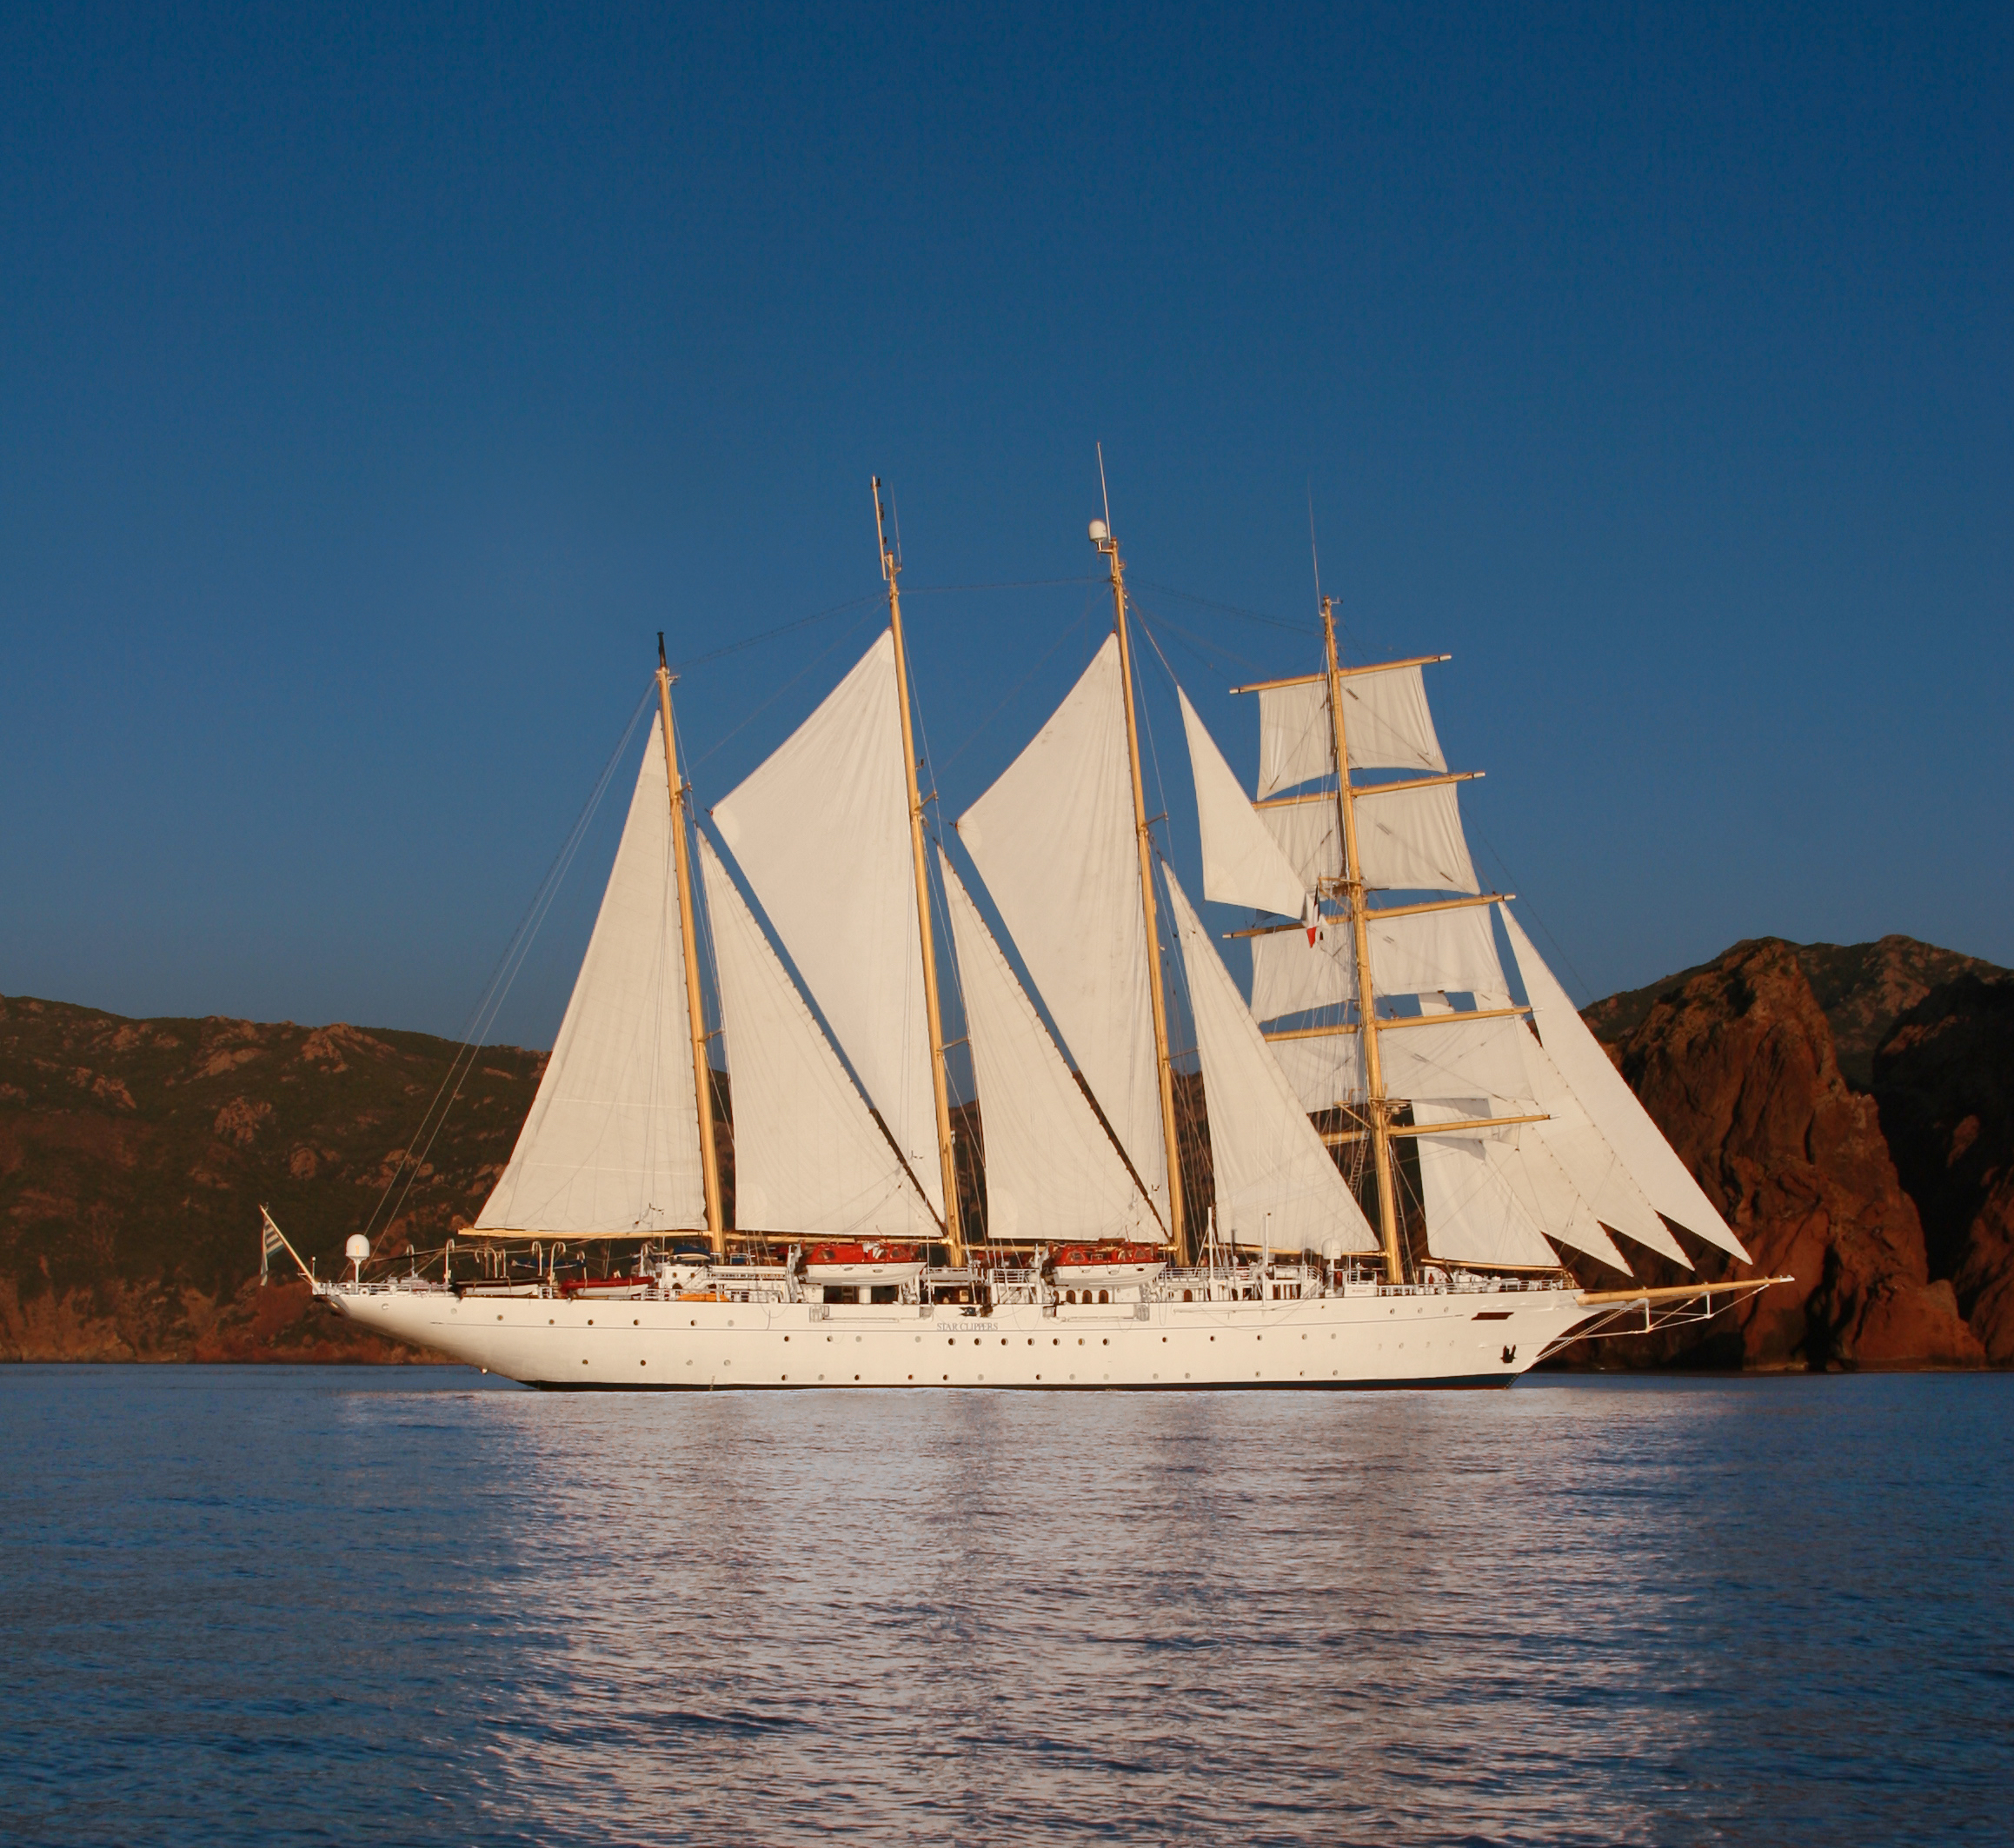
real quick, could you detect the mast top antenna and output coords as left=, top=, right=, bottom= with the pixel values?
left=871, top=475, right=900, bottom=582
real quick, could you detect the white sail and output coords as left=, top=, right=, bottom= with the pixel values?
left=1492, top=1123, right=1631, bottom=1271
left=1412, top=1101, right=1566, bottom=1268
left=477, top=711, right=706, bottom=1234
left=1167, top=872, right=1377, bottom=1254
left=1499, top=907, right=1750, bottom=1260
left=939, top=851, right=1159, bottom=1244
left=1255, top=663, right=1446, bottom=800
left=1353, top=781, right=1480, bottom=894
left=1257, top=681, right=1334, bottom=798
left=1337, top=664, right=1446, bottom=773
left=1252, top=926, right=1353, bottom=1023
left=1251, top=902, right=1509, bottom=1023
left=1520, top=1029, right=1688, bottom=1266
left=1258, top=799, right=1343, bottom=891
left=956, top=635, right=1169, bottom=1217
left=1381, top=1014, right=1537, bottom=1105
left=712, top=631, right=942, bottom=1215
left=1180, top=687, right=1306, bottom=919
left=698, top=834, right=937, bottom=1239
left=1265, top=1013, right=1535, bottom=1114
left=1268, top=1034, right=1360, bottom=1113
left=1368, top=905, right=1512, bottom=1006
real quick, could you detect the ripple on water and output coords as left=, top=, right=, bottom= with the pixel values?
left=2, top=1366, right=2009, bottom=1845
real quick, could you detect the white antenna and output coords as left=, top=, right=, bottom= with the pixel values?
left=1306, top=481, right=1322, bottom=608
left=1096, top=442, right=1113, bottom=532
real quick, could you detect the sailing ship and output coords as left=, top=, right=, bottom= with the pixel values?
left=310, top=482, right=1781, bottom=1386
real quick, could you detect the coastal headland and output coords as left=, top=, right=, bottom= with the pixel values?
left=3, top=934, right=2007, bottom=1370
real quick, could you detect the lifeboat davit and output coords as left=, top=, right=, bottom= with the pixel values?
left=1048, top=1241, right=1168, bottom=1286
left=801, top=1240, right=925, bottom=1283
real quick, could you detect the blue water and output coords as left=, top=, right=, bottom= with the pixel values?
left=1, top=1368, right=2008, bottom=1845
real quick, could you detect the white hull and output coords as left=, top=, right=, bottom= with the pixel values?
left=324, top=1281, right=1598, bottom=1390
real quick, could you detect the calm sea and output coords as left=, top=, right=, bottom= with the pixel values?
left=1, top=1366, right=2007, bottom=1845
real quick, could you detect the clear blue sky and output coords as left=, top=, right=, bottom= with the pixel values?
left=3, top=1, right=2008, bottom=1046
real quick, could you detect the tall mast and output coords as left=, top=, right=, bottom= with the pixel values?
left=873, top=479, right=965, bottom=1266
left=656, top=636, right=725, bottom=1255
left=1093, top=503, right=1189, bottom=1265
left=1321, top=596, right=1403, bottom=1282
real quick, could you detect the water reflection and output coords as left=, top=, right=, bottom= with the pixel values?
left=3, top=1370, right=2008, bottom=1846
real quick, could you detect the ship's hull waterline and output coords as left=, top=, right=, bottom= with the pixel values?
left=324, top=1283, right=1597, bottom=1391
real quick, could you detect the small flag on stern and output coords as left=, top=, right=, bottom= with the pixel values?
left=259, top=1207, right=309, bottom=1283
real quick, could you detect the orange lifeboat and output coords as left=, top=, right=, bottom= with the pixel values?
left=1049, top=1241, right=1168, bottom=1286
left=555, top=1274, right=655, bottom=1299
left=801, top=1240, right=925, bottom=1284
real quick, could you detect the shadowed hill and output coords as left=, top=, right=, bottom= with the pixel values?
left=0, top=995, right=545, bottom=1359
left=7, top=929, right=2012, bottom=1367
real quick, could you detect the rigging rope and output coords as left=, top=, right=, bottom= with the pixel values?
left=362, top=686, right=657, bottom=1248
left=668, top=594, right=880, bottom=675
left=1131, top=578, right=1319, bottom=637
left=929, top=593, right=1100, bottom=776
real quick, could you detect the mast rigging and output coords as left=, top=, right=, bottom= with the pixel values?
left=1093, top=501, right=1189, bottom=1266
left=657, top=637, right=725, bottom=1253
left=1321, top=595, right=1406, bottom=1284
left=875, top=479, right=966, bottom=1266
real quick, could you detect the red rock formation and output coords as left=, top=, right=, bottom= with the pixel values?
left=1590, top=941, right=1983, bottom=1369
left=1872, top=974, right=2014, bottom=1362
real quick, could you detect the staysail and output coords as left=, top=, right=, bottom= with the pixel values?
left=712, top=631, right=944, bottom=1216
left=1179, top=688, right=1306, bottom=920
left=1167, top=871, right=1377, bottom=1254
left=698, top=834, right=937, bottom=1238
left=956, top=635, right=1170, bottom=1220
left=1411, top=1102, right=1566, bottom=1269
left=476, top=710, right=707, bottom=1234
left=1518, top=1027, right=1687, bottom=1266
left=939, top=851, right=1159, bottom=1243
left=1499, top=907, right=1750, bottom=1260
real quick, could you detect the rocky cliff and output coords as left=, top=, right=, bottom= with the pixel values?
left=1572, top=935, right=2009, bottom=1370
left=1871, top=974, right=2014, bottom=1362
